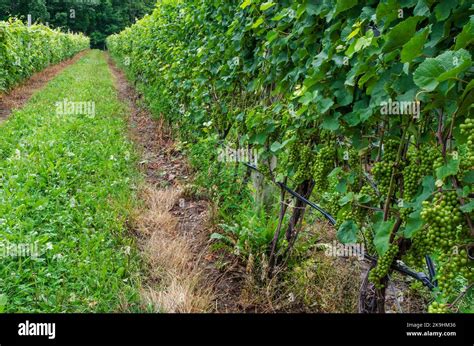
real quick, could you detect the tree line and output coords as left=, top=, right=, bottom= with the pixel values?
left=0, top=0, right=156, bottom=47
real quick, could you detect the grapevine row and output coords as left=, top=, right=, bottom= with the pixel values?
left=0, top=18, right=89, bottom=93
left=107, top=0, right=473, bottom=312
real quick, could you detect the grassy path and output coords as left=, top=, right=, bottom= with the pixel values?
left=0, top=50, right=142, bottom=312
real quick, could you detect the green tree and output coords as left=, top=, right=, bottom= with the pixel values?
left=0, top=0, right=156, bottom=47
left=29, top=0, right=49, bottom=22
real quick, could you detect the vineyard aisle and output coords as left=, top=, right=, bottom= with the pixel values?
left=106, top=55, right=243, bottom=313
left=0, top=49, right=240, bottom=313
left=0, top=50, right=144, bottom=312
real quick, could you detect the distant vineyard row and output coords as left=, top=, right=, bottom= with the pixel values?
left=107, top=0, right=473, bottom=312
left=0, top=19, right=89, bottom=93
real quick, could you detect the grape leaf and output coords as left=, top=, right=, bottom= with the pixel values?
left=401, top=27, right=430, bottom=63
left=383, top=16, right=421, bottom=52
left=437, top=49, right=472, bottom=82
left=270, top=139, right=290, bottom=152
left=260, top=1, right=275, bottom=11
left=462, top=170, right=474, bottom=184
left=455, top=18, right=474, bottom=50
left=252, top=17, right=265, bottom=29
left=413, top=49, right=472, bottom=91
left=317, top=96, right=335, bottom=114
left=460, top=199, right=474, bottom=213
left=436, top=159, right=460, bottom=180
left=373, top=217, right=395, bottom=256
left=337, top=220, right=359, bottom=244
left=375, top=0, right=399, bottom=28
left=404, top=210, right=423, bottom=238
left=321, top=114, right=340, bottom=130
left=240, top=0, right=252, bottom=9
left=339, top=192, right=355, bottom=206
left=413, top=0, right=430, bottom=17
left=434, top=1, right=457, bottom=21
left=334, top=0, right=358, bottom=17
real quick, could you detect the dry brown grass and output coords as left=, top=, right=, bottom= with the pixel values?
left=107, top=55, right=215, bottom=313
left=273, top=222, right=360, bottom=312
left=234, top=221, right=361, bottom=313
left=132, top=186, right=213, bottom=313
left=133, top=186, right=179, bottom=237
left=238, top=253, right=361, bottom=313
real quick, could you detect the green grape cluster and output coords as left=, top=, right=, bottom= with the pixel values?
left=293, top=145, right=315, bottom=183
left=436, top=249, right=474, bottom=297
left=420, top=147, right=440, bottom=173
left=372, top=161, right=392, bottom=196
left=336, top=184, right=377, bottom=233
left=428, top=302, right=451, bottom=313
left=359, top=184, right=377, bottom=203
left=372, top=139, right=400, bottom=196
left=456, top=146, right=472, bottom=182
left=280, top=142, right=307, bottom=182
left=369, top=243, right=399, bottom=289
left=460, top=118, right=474, bottom=169
left=312, top=146, right=335, bottom=191
left=460, top=118, right=474, bottom=145
left=400, top=207, right=411, bottom=222
left=286, top=143, right=299, bottom=166
left=364, top=228, right=376, bottom=255
left=403, top=146, right=439, bottom=200
left=322, top=192, right=341, bottom=217
left=383, top=139, right=399, bottom=162
left=420, top=190, right=474, bottom=301
left=338, top=207, right=365, bottom=228
left=403, top=232, right=429, bottom=268
left=347, top=148, right=362, bottom=174
left=420, top=191, right=464, bottom=253
left=433, top=156, right=444, bottom=171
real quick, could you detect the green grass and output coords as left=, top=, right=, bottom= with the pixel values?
left=0, top=50, right=142, bottom=312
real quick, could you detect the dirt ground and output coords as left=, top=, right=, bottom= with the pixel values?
left=106, top=54, right=247, bottom=313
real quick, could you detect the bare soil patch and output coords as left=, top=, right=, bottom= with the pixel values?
left=106, top=54, right=246, bottom=312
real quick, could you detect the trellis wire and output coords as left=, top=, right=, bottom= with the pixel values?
left=241, top=161, right=437, bottom=291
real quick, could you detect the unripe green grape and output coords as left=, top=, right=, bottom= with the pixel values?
left=369, top=243, right=399, bottom=288
left=312, top=146, right=335, bottom=191
left=428, top=301, right=450, bottom=313
left=419, top=189, right=473, bottom=302
left=372, top=161, right=392, bottom=196
left=403, top=145, right=440, bottom=200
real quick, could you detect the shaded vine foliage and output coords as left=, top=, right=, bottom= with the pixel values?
left=0, top=18, right=89, bottom=92
left=0, top=0, right=156, bottom=47
left=108, top=0, right=473, bottom=311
